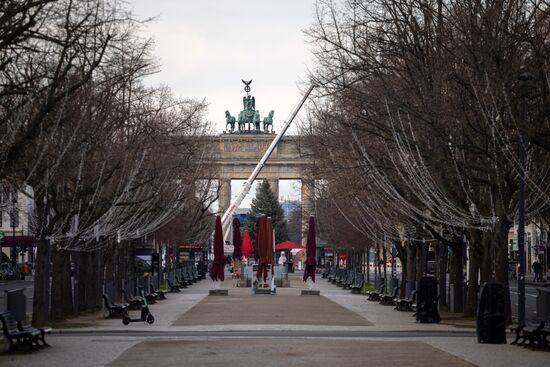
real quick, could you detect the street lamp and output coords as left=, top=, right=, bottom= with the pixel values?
left=10, top=194, right=18, bottom=267
left=517, top=71, right=532, bottom=327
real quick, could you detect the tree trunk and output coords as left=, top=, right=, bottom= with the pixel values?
left=396, top=241, right=407, bottom=298
left=77, top=251, right=89, bottom=313
left=449, top=245, right=463, bottom=313
left=32, top=236, right=51, bottom=326
left=406, top=242, right=416, bottom=297
left=50, top=246, right=72, bottom=321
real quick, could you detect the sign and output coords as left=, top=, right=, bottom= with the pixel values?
left=0, top=230, right=4, bottom=240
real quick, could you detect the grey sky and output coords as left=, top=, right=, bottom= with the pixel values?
left=131, top=0, right=316, bottom=134
left=131, top=1, right=316, bottom=208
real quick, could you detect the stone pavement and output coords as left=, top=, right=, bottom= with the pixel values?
left=1, top=273, right=549, bottom=367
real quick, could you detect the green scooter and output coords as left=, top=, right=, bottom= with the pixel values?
left=122, top=289, right=155, bottom=325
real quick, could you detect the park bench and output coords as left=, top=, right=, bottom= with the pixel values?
left=321, top=265, right=330, bottom=278
left=350, top=273, right=365, bottom=294
left=176, top=273, right=189, bottom=288
left=102, top=293, right=128, bottom=318
left=327, top=267, right=337, bottom=282
left=511, top=322, right=545, bottom=347
left=122, top=289, right=143, bottom=310
left=343, top=271, right=355, bottom=289
left=336, top=270, right=348, bottom=286
left=367, top=283, right=385, bottom=301
left=0, top=312, right=37, bottom=351
left=511, top=321, right=550, bottom=350
left=17, top=318, right=51, bottom=347
left=139, top=286, right=157, bottom=304
left=167, top=278, right=181, bottom=292
left=331, top=269, right=341, bottom=284
left=380, top=286, right=399, bottom=305
left=395, top=290, right=417, bottom=311
left=184, top=268, right=195, bottom=284
left=149, top=283, right=167, bottom=300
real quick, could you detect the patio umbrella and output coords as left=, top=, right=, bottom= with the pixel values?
left=242, top=229, right=253, bottom=259
left=275, top=241, right=304, bottom=251
left=209, top=215, right=225, bottom=282
left=303, top=216, right=317, bottom=282
left=232, top=218, right=242, bottom=260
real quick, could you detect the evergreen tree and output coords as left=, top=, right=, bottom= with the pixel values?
left=243, top=180, right=288, bottom=244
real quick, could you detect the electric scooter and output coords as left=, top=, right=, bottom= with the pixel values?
left=122, top=289, right=155, bottom=325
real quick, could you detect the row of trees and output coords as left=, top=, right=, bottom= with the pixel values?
left=1, top=0, right=216, bottom=325
left=301, top=0, right=550, bottom=316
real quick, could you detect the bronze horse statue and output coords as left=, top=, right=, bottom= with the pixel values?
left=263, top=110, right=274, bottom=132
left=225, top=110, right=236, bottom=132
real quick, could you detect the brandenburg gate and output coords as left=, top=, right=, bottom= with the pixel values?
left=211, top=80, right=313, bottom=243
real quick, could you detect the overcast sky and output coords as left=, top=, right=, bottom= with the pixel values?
left=131, top=1, right=316, bottom=208
left=131, top=0, right=316, bottom=134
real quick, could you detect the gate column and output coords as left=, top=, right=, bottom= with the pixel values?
left=301, top=180, right=314, bottom=245
left=219, top=178, right=231, bottom=214
left=268, top=179, right=279, bottom=201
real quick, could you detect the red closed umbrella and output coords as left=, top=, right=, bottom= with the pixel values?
left=242, top=230, right=253, bottom=259
left=232, top=218, right=242, bottom=260
left=210, top=216, right=225, bottom=282
left=256, top=216, right=273, bottom=282
left=303, top=216, right=317, bottom=282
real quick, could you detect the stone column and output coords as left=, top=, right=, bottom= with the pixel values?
left=218, top=178, right=231, bottom=214
left=301, top=180, right=314, bottom=245
left=268, top=179, right=279, bottom=201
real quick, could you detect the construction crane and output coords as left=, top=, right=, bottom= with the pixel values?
left=220, top=84, right=316, bottom=243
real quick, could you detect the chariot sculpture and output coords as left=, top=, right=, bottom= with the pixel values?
left=224, top=80, right=275, bottom=134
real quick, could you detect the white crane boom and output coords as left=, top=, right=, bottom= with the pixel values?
left=220, top=84, right=316, bottom=242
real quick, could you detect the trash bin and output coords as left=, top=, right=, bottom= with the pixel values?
left=476, top=282, right=506, bottom=343
left=5, top=288, right=27, bottom=321
left=536, top=288, right=550, bottom=323
left=416, top=276, right=440, bottom=323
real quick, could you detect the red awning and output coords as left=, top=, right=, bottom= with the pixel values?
left=2, top=235, right=37, bottom=247
left=275, top=241, right=304, bottom=251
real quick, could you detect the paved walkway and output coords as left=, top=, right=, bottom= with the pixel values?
left=1, top=273, right=549, bottom=367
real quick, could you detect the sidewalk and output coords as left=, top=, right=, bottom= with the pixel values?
left=1, top=273, right=548, bottom=367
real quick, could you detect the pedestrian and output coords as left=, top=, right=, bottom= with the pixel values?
left=532, top=260, right=541, bottom=282
left=20, top=262, right=29, bottom=279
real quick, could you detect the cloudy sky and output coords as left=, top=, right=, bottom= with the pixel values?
left=131, top=1, right=317, bottom=207
left=131, top=0, right=317, bottom=134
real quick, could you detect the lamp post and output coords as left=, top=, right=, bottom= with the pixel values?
left=10, top=194, right=18, bottom=267
left=517, top=72, right=531, bottom=327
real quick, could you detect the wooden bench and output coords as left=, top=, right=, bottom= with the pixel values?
left=395, top=290, right=417, bottom=311
left=0, top=312, right=37, bottom=351
left=327, top=267, right=337, bottom=282
left=139, top=287, right=157, bottom=304
left=176, top=274, right=189, bottom=288
left=511, top=322, right=545, bottom=347
left=335, top=270, right=347, bottom=286
left=122, top=289, right=143, bottom=310
left=367, top=283, right=385, bottom=301
left=350, top=273, right=365, bottom=294
left=343, top=272, right=356, bottom=290
left=102, top=293, right=128, bottom=318
left=380, top=286, right=399, bottom=305
left=331, top=269, right=341, bottom=284
left=321, top=266, right=330, bottom=278
left=167, top=278, right=181, bottom=292
left=149, top=283, right=167, bottom=300
left=17, top=319, right=51, bottom=347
